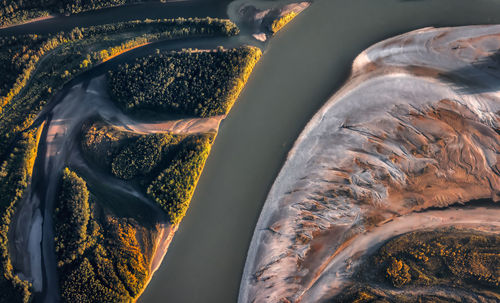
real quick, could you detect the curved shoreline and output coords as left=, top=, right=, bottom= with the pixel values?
left=301, top=206, right=500, bottom=302
left=239, top=25, right=500, bottom=303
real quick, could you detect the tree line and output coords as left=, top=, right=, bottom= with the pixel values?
left=0, top=17, right=239, bottom=160
left=146, top=133, right=214, bottom=224
left=0, top=17, right=239, bottom=302
left=82, top=121, right=214, bottom=224
left=107, top=46, right=261, bottom=117
left=0, top=126, right=42, bottom=303
left=54, top=168, right=150, bottom=302
left=0, top=0, right=132, bottom=27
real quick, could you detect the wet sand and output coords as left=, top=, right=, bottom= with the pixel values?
left=240, top=25, right=500, bottom=303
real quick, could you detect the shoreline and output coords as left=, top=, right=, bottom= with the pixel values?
left=239, top=25, right=500, bottom=302
left=0, top=15, right=55, bottom=30
left=113, top=114, right=226, bottom=135
left=134, top=224, right=178, bottom=303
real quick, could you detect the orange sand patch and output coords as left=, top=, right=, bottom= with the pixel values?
left=102, top=42, right=151, bottom=62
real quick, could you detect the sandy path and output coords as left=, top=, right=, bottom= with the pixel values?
left=113, top=114, right=224, bottom=135
left=0, top=15, right=54, bottom=29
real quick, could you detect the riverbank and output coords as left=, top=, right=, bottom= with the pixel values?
left=4, top=0, right=500, bottom=302
left=24, top=35, right=262, bottom=301
left=301, top=206, right=500, bottom=302
left=227, top=0, right=310, bottom=41
left=240, top=25, right=500, bottom=303
left=113, top=115, right=226, bottom=135
left=0, top=15, right=55, bottom=29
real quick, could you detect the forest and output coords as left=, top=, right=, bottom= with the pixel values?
left=54, top=168, right=150, bottom=303
left=0, top=0, right=137, bottom=27
left=271, top=11, right=298, bottom=34
left=0, top=17, right=238, bottom=161
left=146, top=133, right=213, bottom=224
left=111, top=133, right=183, bottom=180
left=0, top=126, right=42, bottom=303
left=332, top=229, right=500, bottom=302
left=107, top=46, right=261, bottom=117
left=0, top=17, right=238, bottom=302
left=82, top=121, right=214, bottom=224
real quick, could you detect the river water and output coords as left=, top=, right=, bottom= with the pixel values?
left=3, top=0, right=500, bottom=302
left=140, top=1, right=500, bottom=302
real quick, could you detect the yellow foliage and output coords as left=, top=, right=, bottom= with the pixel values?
left=271, top=11, right=298, bottom=34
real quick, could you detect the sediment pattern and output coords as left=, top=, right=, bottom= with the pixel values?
left=239, top=25, right=500, bottom=303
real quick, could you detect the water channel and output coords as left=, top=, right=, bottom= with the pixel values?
left=3, top=0, right=500, bottom=302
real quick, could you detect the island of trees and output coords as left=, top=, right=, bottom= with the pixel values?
left=0, top=17, right=240, bottom=302
left=0, top=17, right=238, bottom=163
left=82, top=121, right=214, bottom=225
left=55, top=42, right=264, bottom=302
left=107, top=46, right=261, bottom=117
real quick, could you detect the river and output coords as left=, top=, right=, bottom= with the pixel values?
left=3, top=0, right=500, bottom=302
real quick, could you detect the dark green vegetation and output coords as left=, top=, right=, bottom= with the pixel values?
left=111, top=134, right=183, bottom=180
left=0, top=126, right=42, bottom=303
left=0, top=0, right=137, bottom=27
left=54, top=168, right=91, bottom=268
left=146, top=133, right=213, bottom=224
left=332, top=229, right=500, bottom=303
left=54, top=168, right=151, bottom=303
left=0, top=18, right=238, bottom=302
left=107, top=46, right=262, bottom=117
left=82, top=122, right=214, bottom=224
left=0, top=17, right=238, bottom=162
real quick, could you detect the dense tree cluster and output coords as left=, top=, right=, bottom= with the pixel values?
left=111, top=133, right=182, bottom=180
left=270, top=11, right=298, bottom=34
left=0, top=18, right=238, bottom=302
left=82, top=121, right=214, bottom=224
left=146, top=134, right=213, bottom=224
left=54, top=168, right=92, bottom=267
left=54, top=169, right=150, bottom=303
left=0, top=0, right=134, bottom=27
left=81, top=122, right=136, bottom=168
left=0, top=127, right=42, bottom=303
left=107, top=46, right=261, bottom=117
left=0, top=34, right=45, bottom=97
left=0, top=17, right=238, bottom=160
